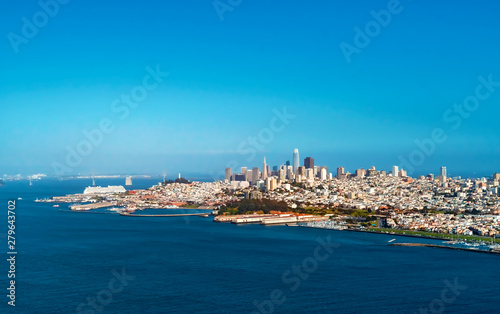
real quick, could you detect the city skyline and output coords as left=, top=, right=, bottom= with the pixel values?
left=221, top=149, right=499, bottom=184
left=3, top=147, right=498, bottom=180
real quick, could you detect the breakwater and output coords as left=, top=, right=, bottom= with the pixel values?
left=391, top=243, right=500, bottom=255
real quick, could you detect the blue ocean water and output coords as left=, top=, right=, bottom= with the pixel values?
left=1, top=179, right=499, bottom=313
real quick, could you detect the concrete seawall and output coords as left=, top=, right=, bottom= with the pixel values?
left=391, top=243, right=500, bottom=255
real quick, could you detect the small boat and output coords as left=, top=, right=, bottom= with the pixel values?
left=388, top=239, right=396, bottom=243
left=17, top=197, right=22, bottom=200
left=53, top=205, right=60, bottom=208
left=108, top=207, right=127, bottom=213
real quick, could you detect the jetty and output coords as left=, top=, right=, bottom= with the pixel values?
left=390, top=243, right=500, bottom=255
left=70, top=202, right=115, bottom=211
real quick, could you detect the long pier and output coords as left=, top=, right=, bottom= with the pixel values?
left=391, top=243, right=500, bottom=255
left=70, top=202, right=115, bottom=211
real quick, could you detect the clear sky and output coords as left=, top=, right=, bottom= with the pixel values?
left=1, top=0, right=499, bottom=178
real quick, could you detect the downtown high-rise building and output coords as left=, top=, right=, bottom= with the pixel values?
left=297, top=166, right=305, bottom=176
left=262, top=157, right=268, bottom=180
left=440, top=166, right=447, bottom=178
left=225, top=168, right=233, bottom=181
left=392, top=165, right=399, bottom=177
left=304, top=157, right=314, bottom=169
left=355, top=168, right=365, bottom=178
left=320, top=168, right=327, bottom=181
left=337, top=167, right=345, bottom=179
left=252, top=167, right=260, bottom=184
left=305, top=168, right=314, bottom=179
left=293, top=149, right=299, bottom=174
left=278, top=168, right=286, bottom=181
left=437, top=166, right=447, bottom=183
left=245, top=170, right=253, bottom=182
left=287, top=165, right=294, bottom=180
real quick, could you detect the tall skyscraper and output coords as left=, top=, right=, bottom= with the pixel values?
left=320, top=168, right=327, bottom=181
left=293, top=149, right=299, bottom=174
left=438, top=166, right=447, bottom=183
left=304, top=157, right=314, bottom=169
left=392, top=165, right=399, bottom=177
left=245, top=170, right=253, bottom=182
left=225, top=167, right=233, bottom=181
left=252, top=167, right=260, bottom=184
left=337, top=167, right=345, bottom=179
left=440, top=166, right=447, bottom=178
left=262, top=157, right=268, bottom=180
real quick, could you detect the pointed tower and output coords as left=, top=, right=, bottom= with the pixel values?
left=262, top=157, right=268, bottom=180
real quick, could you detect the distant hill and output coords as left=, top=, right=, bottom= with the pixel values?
left=163, top=177, right=191, bottom=185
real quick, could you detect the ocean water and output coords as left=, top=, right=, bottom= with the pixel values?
left=1, top=179, right=500, bottom=313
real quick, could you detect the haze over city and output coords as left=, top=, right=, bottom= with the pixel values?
left=1, top=0, right=499, bottom=177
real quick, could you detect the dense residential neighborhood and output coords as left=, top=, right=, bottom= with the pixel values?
left=45, top=164, right=500, bottom=237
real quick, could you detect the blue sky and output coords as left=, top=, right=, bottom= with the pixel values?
left=1, top=0, right=499, bottom=178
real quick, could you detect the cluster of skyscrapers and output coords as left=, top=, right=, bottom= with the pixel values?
left=224, top=148, right=453, bottom=191
left=224, top=149, right=330, bottom=190
left=335, top=165, right=448, bottom=182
